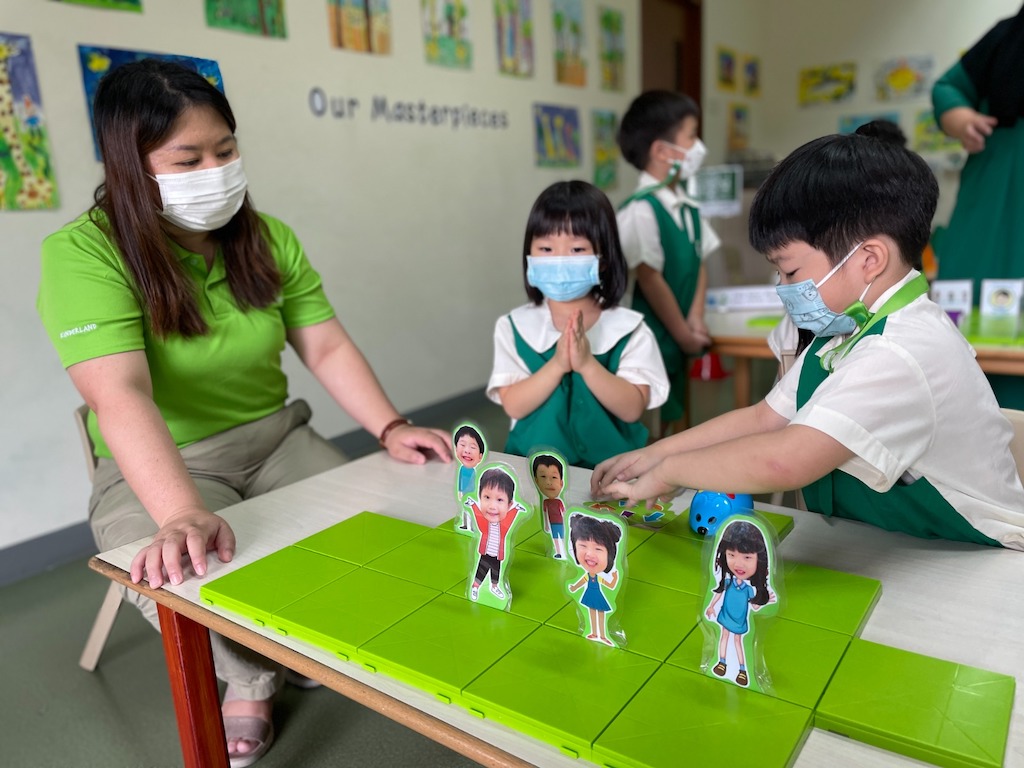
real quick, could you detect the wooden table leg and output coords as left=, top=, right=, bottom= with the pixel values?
left=157, top=604, right=228, bottom=768
left=732, top=357, right=752, bottom=408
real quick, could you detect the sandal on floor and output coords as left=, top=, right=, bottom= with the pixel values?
left=285, top=669, right=322, bottom=690
left=224, top=715, right=275, bottom=768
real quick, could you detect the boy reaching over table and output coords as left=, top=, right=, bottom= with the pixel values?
left=593, top=122, right=1024, bottom=550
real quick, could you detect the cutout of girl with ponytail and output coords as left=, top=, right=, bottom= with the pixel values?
left=567, top=510, right=627, bottom=648
left=701, top=516, right=779, bottom=692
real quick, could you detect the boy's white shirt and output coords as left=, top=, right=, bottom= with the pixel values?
left=486, top=302, right=670, bottom=412
left=617, top=171, right=723, bottom=274
left=765, top=270, right=1024, bottom=550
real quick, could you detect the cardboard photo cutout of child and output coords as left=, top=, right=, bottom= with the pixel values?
left=452, top=422, right=487, bottom=535
left=529, top=450, right=568, bottom=559
left=566, top=509, right=627, bottom=648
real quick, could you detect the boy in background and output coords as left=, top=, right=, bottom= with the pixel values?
left=617, top=90, right=721, bottom=436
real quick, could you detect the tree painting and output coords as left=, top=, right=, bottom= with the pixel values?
left=422, top=0, right=471, bottom=69
left=205, top=0, right=287, bottom=38
left=494, top=0, right=533, bottom=77
left=552, top=0, right=584, bottom=86
left=598, top=7, right=624, bottom=91
left=0, top=33, right=58, bottom=210
left=592, top=109, right=619, bottom=190
left=50, top=0, right=142, bottom=11
left=328, top=0, right=391, bottom=54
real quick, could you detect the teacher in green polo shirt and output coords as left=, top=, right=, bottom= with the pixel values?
left=36, top=59, right=450, bottom=766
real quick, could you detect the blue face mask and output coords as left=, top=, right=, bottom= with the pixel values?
left=526, top=255, right=600, bottom=302
left=775, top=242, right=870, bottom=337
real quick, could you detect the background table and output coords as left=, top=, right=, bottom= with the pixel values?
left=93, top=451, right=1024, bottom=768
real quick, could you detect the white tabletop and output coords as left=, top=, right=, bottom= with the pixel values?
left=98, top=451, right=1023, bottom=768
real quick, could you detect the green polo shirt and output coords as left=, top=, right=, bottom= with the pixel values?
left=37, top=211, right=336, bottom=458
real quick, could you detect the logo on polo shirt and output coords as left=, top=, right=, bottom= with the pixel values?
left=59, top=323, right=98, bottom=339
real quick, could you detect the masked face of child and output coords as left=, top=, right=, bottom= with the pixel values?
left=480, top=484, right=511, bottom=524
left=575, top=537, right=608, bottom=575
left=455, top=435, right=483, bottom=467
left=725, top=549, right=757, bottom=581
left=534, top=464, right=563, bottom=500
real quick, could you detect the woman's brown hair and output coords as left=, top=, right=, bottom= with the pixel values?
left=91, top=58, right=280, bottom=338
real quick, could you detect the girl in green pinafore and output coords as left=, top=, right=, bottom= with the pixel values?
left=486, top=181, right=669, bottom=470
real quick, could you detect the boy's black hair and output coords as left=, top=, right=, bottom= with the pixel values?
left=531, top=453, right=563, bottom=479
left=856, top=118, right=907, bottom=147
left=618, top=90, right=701, bottom=170
left=713, top=520, right=770, bottom=607
left=479, top=467, right=515, bottom=499
left=453, top=424, right=484, bottom=453
left=569, top=514, right=621, bottom=573
left=522, top=180, right=627, bottom=308
left=749, top=121, right=937, bottom=268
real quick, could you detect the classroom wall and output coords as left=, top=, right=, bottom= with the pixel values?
left=2, top=0, right=641, bottom=550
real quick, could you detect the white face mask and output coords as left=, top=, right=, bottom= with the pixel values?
left=664, top=138, right=707, bottom=180
left=150, top=157, right=248, bottom=232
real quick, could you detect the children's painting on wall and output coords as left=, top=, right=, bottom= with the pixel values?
left=799, top=62, right=856, bottom=106
left=328, top=0, right=391, bottom=54
left=422, top=0, right=471, bottom=69
left=727, top=103, right=750, bottom=152
left=0, top=33, right=58, bottom=210
left=742, top=55, right=760, bottom=97
left=552, top=0, right=586, bottom=86
left=50, top=0, right=141, bottom=10
left=716, top=46, right=736, bottom=91
left=838, top=112, right=899, bottom=135
left=533, top=103, right=580, bottom=167
left=206, top=0, right=287, bottom=38
left=592, top=109, right=619, bottom=191
left=874, top=56, right=933, bottom=102
left=495, top=0, right=532, bottom=77
left=78, top=46, right=223, bottom=160
left=598, top=6, right=625, bottom=91
left=912, top=109, right=961, bottom=154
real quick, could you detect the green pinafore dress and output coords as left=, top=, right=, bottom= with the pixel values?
left=503, top=319, right=647, bottom=470
left=796, top=277, right=999, bottom=546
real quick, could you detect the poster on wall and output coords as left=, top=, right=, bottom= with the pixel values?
left=598, top=7, right=625, bottom=92
left=913, top=109, right=962, bottom=154
left=78, top=45, right=223, bottom=160
left=798, top=62, right=856, bottom=106
left=552, top=0, right=586, bottom=86
left=533, top=103, right=580, bottom=167
left=495, top=0, right=532, bottom=77
left=206, top=0, right=287, bottom=39
left=328, top=0, right=390, bottom=54
left=874, top=56, right=934, bottom=101
left=51, top=0, right=141, bottom=11
left=716, top=46, right=737, bottom=91
left=727, top=103, right=750, bottom=151
left=0, top=33, right=59, bottom=210
left=422, top=0, right=471, bottom=69
left=592, top=109, right=618, bottom=190
left=742, top=55, right=760, bottom=97
left=838, top=112, right=900, bottom=135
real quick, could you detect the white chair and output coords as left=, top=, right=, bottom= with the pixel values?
left=1001, top=408, right=1024, bottom=476
left=75, top=404, right=123, bottom=672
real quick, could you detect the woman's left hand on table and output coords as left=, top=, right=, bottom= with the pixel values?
left=384, top=425, right=452, bottom=464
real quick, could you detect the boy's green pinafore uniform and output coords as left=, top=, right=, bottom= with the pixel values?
left=627, top=193, right=702, bottom=423
left=503, top=319, right=648, bottom=470
left=796, top=276, right=1000, bottom=547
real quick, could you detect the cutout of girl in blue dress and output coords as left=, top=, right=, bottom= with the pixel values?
left=701, top=517, right=778, bottom=691
left=567, top=511, right=626, bottom=647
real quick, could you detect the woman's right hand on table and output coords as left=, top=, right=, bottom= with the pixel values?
left=130, top=506, right=236, bottom=588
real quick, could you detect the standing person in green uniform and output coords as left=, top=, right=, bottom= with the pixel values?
left=486, top=181, right=669, bottom=470
left=933, top=5, right=1024, bottom=408
left=36, top=60, right=451, bottom=766
left=617, top=90, right=721, bottom=437
left=592, top=124, right=1024, bottom=551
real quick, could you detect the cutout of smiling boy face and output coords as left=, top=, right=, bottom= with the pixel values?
left=455, top=433, right=483, bottom=468
left=534, top=461, right=564, bottom=500
left=479, top=482, right=512, bottom=524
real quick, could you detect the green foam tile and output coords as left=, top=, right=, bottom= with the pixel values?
left=446, top=549, right=573, bottom=624
left=365, top=527, right=474, bottom=592
left=270, top=568, right=439, bottom=663
left=199, top=547, right=356, bottom=627
left=547, top=579, right=700, bottom=662
left=782, top=560, right=881, bottom=636
left=815, top=639, right=1015, bottom=768
left=660, top=508, right=794, bottom=543
left=359, top=593, right=540, bottom=705
left=625, top=533, right=705, bottom=595
left=294, top=510, right=428, bottom=565
left=593, top=663, right=811, bottom=768
left=462, top=625, right=659, bottom=761
left=667, top=617, right=850, bottom=710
